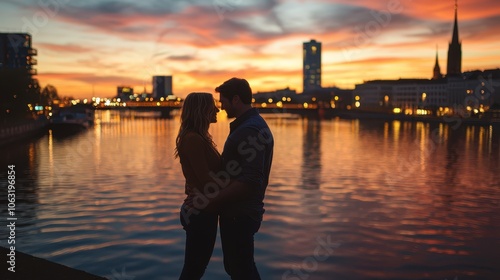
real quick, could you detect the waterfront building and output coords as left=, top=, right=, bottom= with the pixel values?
left=153, top=75, right=173, bottom=99
left=353, top=69, right=500, bottom=115
left=354, top=79, right=447, bottom=112
left=350, top=1, right=500, bottom=116
left=447, top=69, right=500, bottom=112
left=117, top=86, right=134, bottom=101
left=303, top=39, right=321, bottom=92
left=253, top=87, right=297, bottom=104
left=0, top=33, right=39, bottom=119
left=0, top=33, right=37, bottom=75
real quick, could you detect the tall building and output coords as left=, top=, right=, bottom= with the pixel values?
left=0, top=33, right=38, bottom=118
left=152, top=75, right=172, bottom=99
left=432, top=47, right=442, bottom=80
left=303, top=39, right=321, bottom=92
left=446, top=0, right=462, bottom=76
left=0, top=33, right=37, bottom=75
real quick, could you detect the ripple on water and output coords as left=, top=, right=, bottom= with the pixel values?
left=2, top=116, right=499, bottom=279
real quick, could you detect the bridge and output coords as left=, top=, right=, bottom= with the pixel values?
left=95, top=100, right=183, bottom=118
left=95, top=100, right=328, bottom=118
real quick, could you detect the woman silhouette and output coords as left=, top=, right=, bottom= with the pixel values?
left=175, top=92, right=220, bottom=279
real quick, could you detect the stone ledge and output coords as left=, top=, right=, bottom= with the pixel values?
left=1, top=247, right=107, bottom=280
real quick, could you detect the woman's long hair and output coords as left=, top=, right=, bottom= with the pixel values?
left=174, top=92, right=217, bottom=158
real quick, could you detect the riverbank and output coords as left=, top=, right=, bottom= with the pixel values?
left=1, top=247, right=107, bottom=280
left=0, top=118, right=48, bottom=147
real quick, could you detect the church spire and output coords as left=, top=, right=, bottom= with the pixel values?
left=451, top=0, right=459, bottom=44
left=433, top=45, right=442, bottom=80
left=447, top=0, right=462, bottom=76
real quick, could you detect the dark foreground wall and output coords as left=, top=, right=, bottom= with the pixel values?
left=1, top=247, right=106, bottom=280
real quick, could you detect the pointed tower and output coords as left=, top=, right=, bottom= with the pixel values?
left=446, top=0, right=462, bottom=76
left=433, top=46, right=442, bottom=80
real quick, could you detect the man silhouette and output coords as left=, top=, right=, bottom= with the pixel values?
left=210, top=77, right=274, bottom=279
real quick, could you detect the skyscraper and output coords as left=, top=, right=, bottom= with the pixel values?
left=152, top=75, right=172, bottom=99
left=0, top=33, right=38, bottom=118
left=446, top=0, right=462, bottom=77
left=0, top=33, right=37, bottom=75
left=303, top=39, right=321, bottom=92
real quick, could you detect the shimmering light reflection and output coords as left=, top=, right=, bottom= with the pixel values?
left=1, top=113, right=499, bottom=280
left=392, top=120, right=401, bottom=142
left=47, top=130, right=54, bottom=178
left=489, top=125, right=494, bottom=154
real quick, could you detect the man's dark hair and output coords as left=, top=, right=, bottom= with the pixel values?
left=215, top=77, right=252, bottom=104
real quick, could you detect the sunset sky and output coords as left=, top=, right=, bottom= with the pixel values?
left=2, top=0, right=500, bottom=99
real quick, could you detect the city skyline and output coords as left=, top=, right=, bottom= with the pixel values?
left=1, top=0, right=500, bottom=99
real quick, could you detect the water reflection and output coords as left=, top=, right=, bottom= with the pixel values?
left=301, top=118, right=321, bottom=189
left=1, top=113, right=499, bottom=280
left=0, top=138, right=40, bottom=235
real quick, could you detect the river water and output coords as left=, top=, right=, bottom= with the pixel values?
left=1, top=110, right=499, bottom=280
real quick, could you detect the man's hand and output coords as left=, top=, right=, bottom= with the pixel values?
left=185, top=189, right=218, bottom=213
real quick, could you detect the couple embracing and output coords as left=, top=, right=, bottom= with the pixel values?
left=175, top=78, right=274, bottom=280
